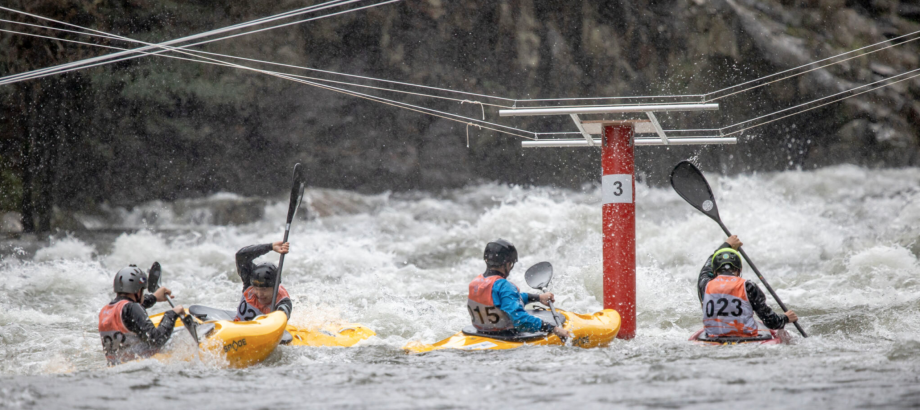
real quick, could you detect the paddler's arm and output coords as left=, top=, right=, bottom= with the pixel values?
left=274, top=296, right=292, bottom=319
left=493, top=280, right=555, bottom=333
left=141, top=293, right=158, bottom=309
left=235, top=243, right=274, bottom=290
left=122, top=303, right=179, bottom=348
left=745, top=281, right=789, bottom=329
left=520, top=292, right=541, bottom=304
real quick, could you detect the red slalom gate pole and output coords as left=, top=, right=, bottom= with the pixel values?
left=601, top=122, right=636, bottom=339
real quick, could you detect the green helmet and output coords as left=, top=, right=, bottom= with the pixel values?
left=712, top=248, right=743, bottom=273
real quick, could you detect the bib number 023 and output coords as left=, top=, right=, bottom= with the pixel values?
left=602, top=174, right=632, bottom=204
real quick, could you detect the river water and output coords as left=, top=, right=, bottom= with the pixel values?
left=1, top=164, right=919, bottom=409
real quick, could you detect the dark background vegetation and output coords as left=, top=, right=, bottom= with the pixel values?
left=1, top=0, right=918, bottom=232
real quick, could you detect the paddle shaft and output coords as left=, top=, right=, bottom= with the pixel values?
left=539, top=287, right=566, bottom=342
left=270, top=226, right=291, bottom=311
left=715, top=221, right=808, bottom=337
left=150, top=286, right=199, bottom=344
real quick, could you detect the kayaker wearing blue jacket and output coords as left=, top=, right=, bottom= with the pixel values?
left=98, top=265, right=184, bottom=365
left=468, top=239, right=572, bottom=339
left=234, top=241, right=293, bottom=321
left=698, top=235, right=798, bottom=337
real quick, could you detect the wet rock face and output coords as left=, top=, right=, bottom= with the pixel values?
left=0, top=0, right=918, bottom=219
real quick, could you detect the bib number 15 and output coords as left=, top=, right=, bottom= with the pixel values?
left=468, top=306, right=501, bottom=324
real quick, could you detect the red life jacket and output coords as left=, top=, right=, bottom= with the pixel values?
left=235, top=286, right=290, bottom=321
left=702, top=275, right=758, bottom=337
left=98, top=299, right=154, bottom=365
left=467, top=274, right=515, bottom=331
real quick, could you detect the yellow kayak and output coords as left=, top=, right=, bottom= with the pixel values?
left=150, top=310, right=287, bottom=368
left=287, top=323, right=376, bottom=347
left=184, top=305, right=375, bottom=348
left=403, top=308, right=621, bottom=353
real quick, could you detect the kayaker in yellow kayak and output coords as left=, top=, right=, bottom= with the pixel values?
left=698, top=235, right=798, bottom=338
left=98, top=265, right=185, bottom=365
left=234, top=241, right=293, bottom=321
left=468, top=239, right=572, bottom=339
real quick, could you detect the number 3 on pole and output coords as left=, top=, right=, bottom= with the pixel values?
left=602, top=174, right=633, bottom=204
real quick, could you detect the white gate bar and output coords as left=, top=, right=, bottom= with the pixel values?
left=522, top=137, right=736, bottom=148
left=582, top=121, right=655, bottom=134
left=645, top=112, right=669, bottom=145
left=569, top=114, right=595, bottom=146
left=499, top=103, right=719, bottom=117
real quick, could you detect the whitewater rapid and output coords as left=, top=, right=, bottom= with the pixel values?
left=1, top=164, right=919, bottom=408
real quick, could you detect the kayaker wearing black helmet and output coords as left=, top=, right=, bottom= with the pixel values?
left=698, top=235, right=798, bottom=337
left=98, top=265, right=184, bottom=365
left=234, top=241, right=293, bottom=321
left=468, top=239, right=572, bottom=339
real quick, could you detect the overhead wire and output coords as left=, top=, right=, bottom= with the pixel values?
left=0, top=0, right=370, bottom=85
left=720, top=69, right=920, bottom=137
left=0, top=19, right=537, bottom=140
left=3, top=2, right=919, bottom=141
left=0, top=3, right=522, bottom=106
left=720, top=66, right=920, bottom=133
left=0, top=0, right=398, bottom=87
left=703, top=29, right=920, bottom=102
left=0, top=17, right=510, bottom=111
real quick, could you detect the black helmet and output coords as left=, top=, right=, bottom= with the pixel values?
left=712, top=248, right=743, bottom=274
left=484, top=239, right=518, bottom=268
left=113, top=265, right=147, bottom=294
left=250, top=263, right=278, bottom=287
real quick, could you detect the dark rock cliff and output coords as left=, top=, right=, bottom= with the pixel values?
left=1, top=0, right=918, bottom=230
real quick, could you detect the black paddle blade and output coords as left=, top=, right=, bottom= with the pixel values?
left=524, top=262, right=554, bottom=290
left=147, top=262, right=162, bottom=292
left=670, top=161, right=721, bottom=223
left=181, top=315, right=200, bottom=345
left=286, top=163, right=307, bottom=224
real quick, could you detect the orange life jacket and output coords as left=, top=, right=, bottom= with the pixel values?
left=235, top=286, right=290, bottom=321
left=98, top=299, right=154, bottom=364
left=467, top=274, right=515, bottom=331
left=702, top=275, right=758, bottom=337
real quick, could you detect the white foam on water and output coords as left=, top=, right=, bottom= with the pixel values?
left=1, top=165, right=919, bottom=408
left=33, top=236, right=96, bottom=262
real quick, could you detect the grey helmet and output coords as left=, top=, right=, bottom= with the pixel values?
left=250, top=263, right=278, bottom=288
left=113, top=265, right=147, bottom=293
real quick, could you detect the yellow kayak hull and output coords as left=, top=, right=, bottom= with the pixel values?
left=287, top=323, right=376, bottom=347
left=150, top=310, right=287, bottom=368
left=403, top=309, right=621, bottom=353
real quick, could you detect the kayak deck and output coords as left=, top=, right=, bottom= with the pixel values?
left=186, top=305, right=376, bottom=348
left=688, top=328, right=792, bottom=345
left=403, top=308, right=620, bottom=353
left=286, top=323, right=376, bottom=347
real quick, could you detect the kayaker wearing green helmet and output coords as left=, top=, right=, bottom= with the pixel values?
left=467, top=239, right=572, bottom=339
left=698, top=235, right=798, bottom=338
left=234, top=241, right=293, bottom=321
left=98, top=265, right=184, bottom=365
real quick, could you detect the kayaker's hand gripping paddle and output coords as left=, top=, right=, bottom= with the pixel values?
left=669, top=161, right=807, bottom=337
left=525, top=262, right=567, bottom=342
left=147, top=262, right=200, bottom=344
left=271, top=163, right=307, bottom=312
